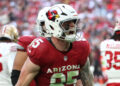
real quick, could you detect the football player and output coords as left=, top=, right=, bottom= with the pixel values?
left=100, top=16, right=120, bottom=86
left=16, top=4, right=93, bottom=86
left=0, top=24, right=18, bottom=86
left=11, top=35, right=36, bottom=86
left=11, top=7, right=51, bottom=86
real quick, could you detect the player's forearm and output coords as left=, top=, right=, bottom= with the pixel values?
left=15, top=70, right=37, bottom=86
left=15, top=72, right=31, bottom=86
left=79, top=70, right=94, bottom=86
left=16, top=58, right=40, bottom=86
left=16, top=81, right=30, bottom=86
left=78, top=58, right=94, bottom=86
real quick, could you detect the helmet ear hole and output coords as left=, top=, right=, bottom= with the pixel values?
left=56, top=20, right=58, bottom=22
left=49, top=25, right=54, bottom=30
left=40, top=22, right=44, bottom=26
left=73, top=19, right=77, bottom=24
left=62, top=33, right=66, bottom=37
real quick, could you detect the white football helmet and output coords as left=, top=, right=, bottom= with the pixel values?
left=36, top=7, right=51, bottom=37
left=45, top=4, right=78, bottom=42
left=114, top=16, right=120, bottom=32
left=0, top=24, right=18, bottom=42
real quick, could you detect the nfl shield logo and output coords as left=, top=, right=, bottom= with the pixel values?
left=64, top=56, right=68, bottom=61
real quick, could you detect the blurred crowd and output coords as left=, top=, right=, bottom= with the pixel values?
left=0, top=0, right=120, bottom=86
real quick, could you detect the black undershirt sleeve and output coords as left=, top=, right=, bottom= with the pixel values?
left=11, top=70, right=20, bottom=86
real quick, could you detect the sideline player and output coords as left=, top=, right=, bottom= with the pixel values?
left=0, top=24, right=18, bottom=86
left=11, top=7, right=50, bottom=86
left=100, top=16, right=120, bottom=86
left=16, top=4, right=93, bottom=86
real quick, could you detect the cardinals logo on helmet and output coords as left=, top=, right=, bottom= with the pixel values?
left=46, top=10, right=59, bottom=21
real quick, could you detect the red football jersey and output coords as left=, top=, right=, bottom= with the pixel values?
left=17, top=35, right=37, bottom=86
left=27, top=37, right=90, bottom=86
left=17, top=35, right=36, bottom=51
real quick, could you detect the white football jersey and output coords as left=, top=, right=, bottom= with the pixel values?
left=100, top=39, right=120, bottom=83
left=0, top=42, right=17, bottom=86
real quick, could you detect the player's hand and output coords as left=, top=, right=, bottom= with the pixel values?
left=76, top=79, right=83, bottom=86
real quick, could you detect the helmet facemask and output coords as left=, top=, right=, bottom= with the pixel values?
left=59, top=19, right=78, bottom=42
